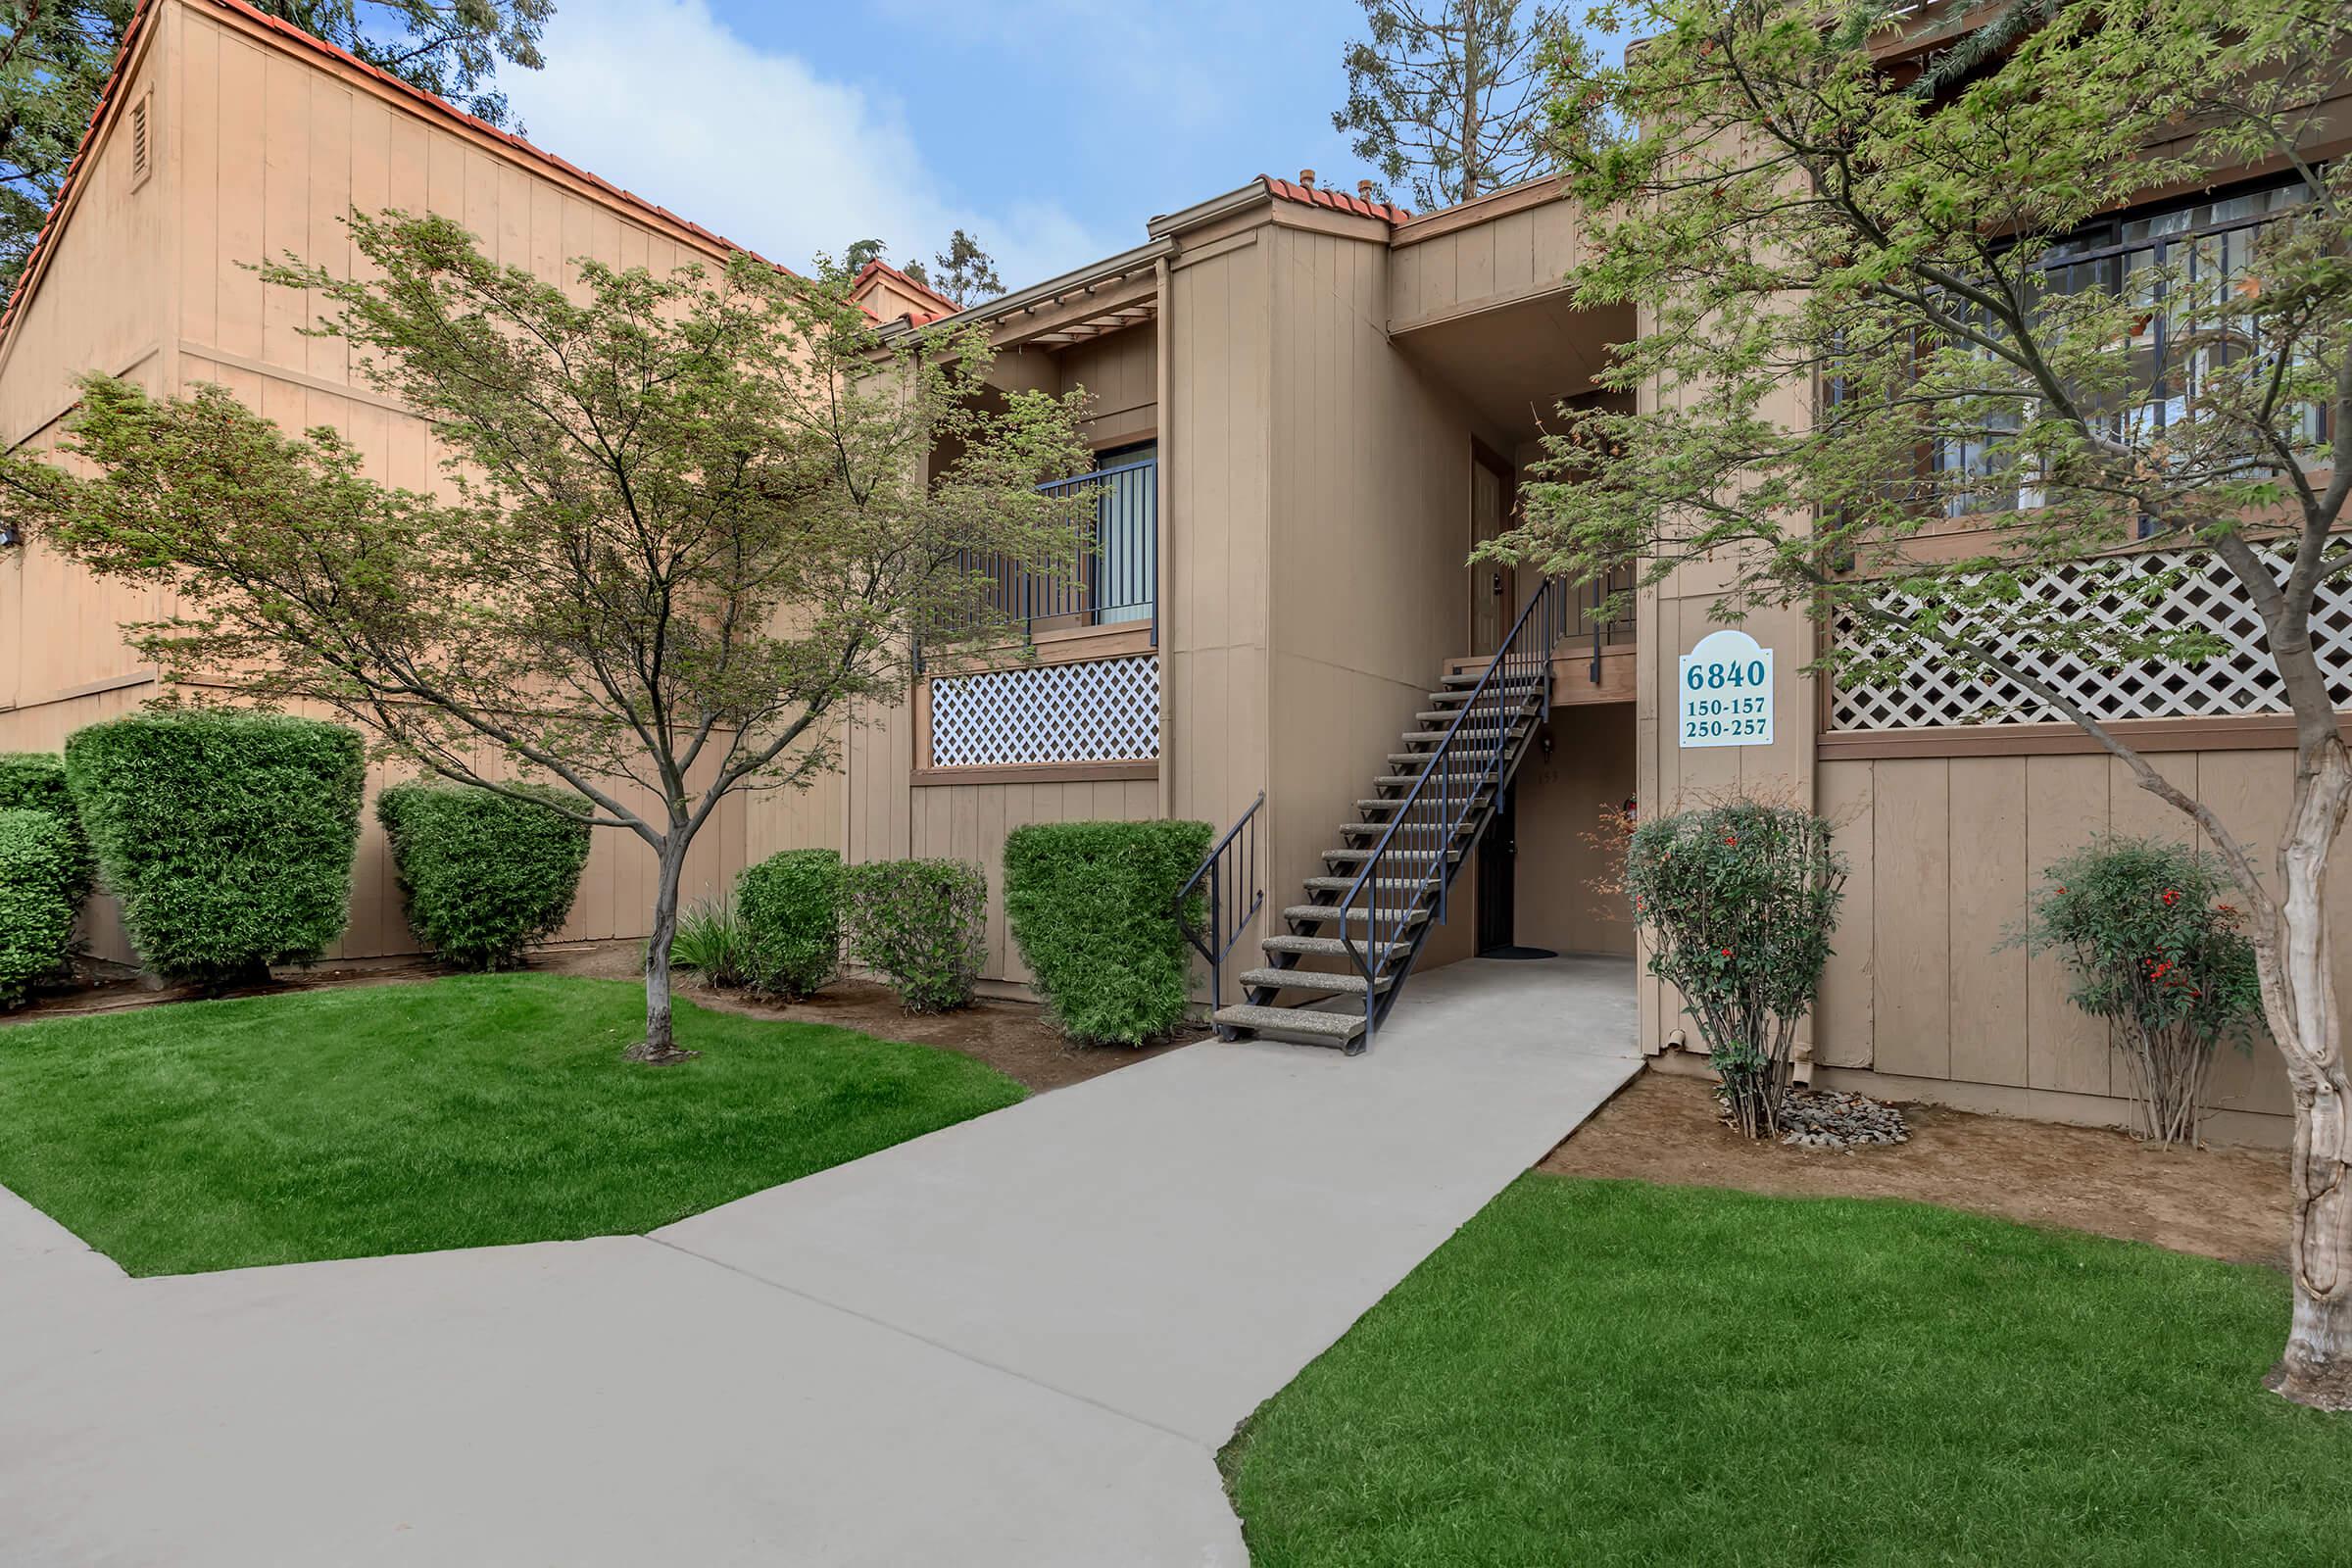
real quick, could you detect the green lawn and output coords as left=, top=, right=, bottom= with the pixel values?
left=0, top=974, right=1024, bottom=1275
left=1222, top=1174, right=2352, bottom=1568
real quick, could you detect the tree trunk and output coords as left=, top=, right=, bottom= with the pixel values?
left=2263, top=740, right=2352, bottom=1409
left=1458, top=10, right=1482, bottom=203
left=626, top=834, right=698, bottom=1065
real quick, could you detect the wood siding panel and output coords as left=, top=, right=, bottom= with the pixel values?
left=2023, top=754, right=2114, bottom=1096
left=1871, top=758, right=1951, bottom=1080
left=1815, top=759, right=1875, bottom=1067
left=1946, top=755, right=2028, bottom=1088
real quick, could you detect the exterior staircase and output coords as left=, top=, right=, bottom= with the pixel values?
left=1179, top=579, right=1566, bottom=1054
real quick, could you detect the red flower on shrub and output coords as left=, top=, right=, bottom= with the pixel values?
left=1720, top=947, right=1734, bottom=958
left=2161, top=888, right=2180, bottom=906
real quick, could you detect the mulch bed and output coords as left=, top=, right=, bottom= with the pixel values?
left=1542, top=1069, right=2292, bottom=1268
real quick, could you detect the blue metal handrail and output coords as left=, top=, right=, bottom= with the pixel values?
left=1175, top=791, right=1265, bottom=1015
left=1337, top=577, right=1565, bottom=1050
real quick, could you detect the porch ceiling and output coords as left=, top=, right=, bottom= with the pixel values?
left=1392, top=293, right=1636, bottom=442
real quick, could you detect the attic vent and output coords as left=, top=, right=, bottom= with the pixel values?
left=128, top=92, right=152, bottom=189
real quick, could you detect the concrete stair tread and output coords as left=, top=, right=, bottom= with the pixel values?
left=1322, top=846, right=1462, bottom=865
left=1357, top=794, right=1487, bottom=811
left=1209, top=1004, right=1366, bottom=1044
left=1282, top=903, right=1428, bottom=927
left=1441, top=672, right=1544, bottom=689
left=1340, top=817, right=1477, bottom=838
left=1301, top=874, right=1433, bottom=894
left=1260, top=934, right=1405, bottom=963
left=1389, top=752, right=1508, bottom=765
left=1240, top=966, right=1385, bottom=997
left=1414, top=709, right=1537, bottom=724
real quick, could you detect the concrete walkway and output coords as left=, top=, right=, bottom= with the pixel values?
left=0, top=956, right=1639, bottom=1566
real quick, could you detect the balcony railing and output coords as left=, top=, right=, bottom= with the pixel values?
left=925, top=459, right=1157, bottom=662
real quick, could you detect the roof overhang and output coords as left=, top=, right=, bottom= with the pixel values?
left=874, top=237, right=1172, bottom=351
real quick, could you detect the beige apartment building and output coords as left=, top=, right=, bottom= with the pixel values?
left=3, top=0, right=2342, bottom=1144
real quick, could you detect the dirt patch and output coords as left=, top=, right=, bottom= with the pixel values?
left=674, top=979, right=1198, bottom=1093
left=5, top=940, right=1196, bottom=1096
left=1542, top=1070, right=2291, bottom=1269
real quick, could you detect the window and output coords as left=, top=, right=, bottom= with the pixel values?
left=1087, top=441, right=1156, bottom=626
left=1931, top=175, right=2320, bottom=518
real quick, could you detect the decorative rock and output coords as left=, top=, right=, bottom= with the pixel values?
left=1764, top=1088, right=1910, bottom=1152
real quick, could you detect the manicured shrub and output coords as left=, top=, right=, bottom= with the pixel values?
left=0, top=752, right=92, bottom=892
left=1004, top=818, right=1212, bottom=1045
left=2014, top=834, right=2263, bottom=1147
left=376, top=781, right=592, bottom=971
left=64, top=710, right=366, bottom=989
left=840, top=858, right=987, bottom=1012
left=1624, top=798, right=1846, bottom=1139
left=0, top=808, right=82, bottom=1006
left=671, top=897, right=759, bottom=989
left=737, top=849, right=843, bottom=999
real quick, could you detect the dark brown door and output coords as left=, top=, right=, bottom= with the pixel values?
left=1477, top=782, right=1516, bottom=954
left=1468, top=446, right=1512, bottom=655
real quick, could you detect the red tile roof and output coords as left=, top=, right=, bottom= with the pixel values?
left=1, top=0, right=851, bottom=350
left=1259, top=175, right=1412, bottom=225
left=850, top=257, right=962, bottom=320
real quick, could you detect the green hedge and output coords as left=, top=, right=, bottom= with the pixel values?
left=0, top=752, right=92, bottom=890
left=1004, top=818, right=1212, bottom=1045
left=376, top=782, right=593, bottom=970
left=841, top=858, right=987, bottom=1012
left=737, top=849, right=842, bottom=999
left=0, top=808, right=82, bottom=1006
left=64, top=710, right=365, bottom=987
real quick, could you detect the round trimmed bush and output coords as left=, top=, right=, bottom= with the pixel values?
left=737, top=849, right=842, bottom=999
left=841, top=858, right=987, bottom=1013
left=0, top=808, right=82, bottom=1006
left=376, top=781, right=593, bottom=970
left=1004, top=818, right=1213, bottom=1045
left=0, top=752, right=93, bottom=895
left=64, top=710, right=366, bottom=988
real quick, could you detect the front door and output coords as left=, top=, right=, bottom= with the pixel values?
left=1477, top=781, right=1516, bottom=954
left=1468, top=446, right=1512, bottom=655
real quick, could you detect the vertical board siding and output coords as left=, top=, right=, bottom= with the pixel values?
left=1263, top=222, right=1494, bottom=970
left=1162, top=228, right=1273, bottom=930
left=0, top=9, right=844, bottom=962
left=1809, top=747, right=2304, bottom=1133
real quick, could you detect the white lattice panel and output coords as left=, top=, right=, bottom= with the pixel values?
left=930, top=654, right=1160, bottom=766
left=1831, top=546, right=2352, bottom=730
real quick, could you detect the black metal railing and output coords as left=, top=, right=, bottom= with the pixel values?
left=1582, top=563, right=1637, bottom=685
left=1338, top=578, right=1567, bottom=1052
left=926, top=459, right=1157, bottom=662
left=1175, top=790, right=1265, bottom=1015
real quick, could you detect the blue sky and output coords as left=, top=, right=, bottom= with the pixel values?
left=496, top=1, right=1610, bottom=292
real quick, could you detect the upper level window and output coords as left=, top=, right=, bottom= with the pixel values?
left=1085, top=441, right=1155, bottom=626
left=1932, top=175, right=2322, bottom=518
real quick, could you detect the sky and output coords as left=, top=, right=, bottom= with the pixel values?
left=495, top=0, right=1611, bottom=293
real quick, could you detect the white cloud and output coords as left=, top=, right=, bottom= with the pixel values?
left=498, top=0, right=1120, bottom=291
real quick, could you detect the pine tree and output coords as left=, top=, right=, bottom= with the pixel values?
left=1332, top=0, right=1567, bottom=210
